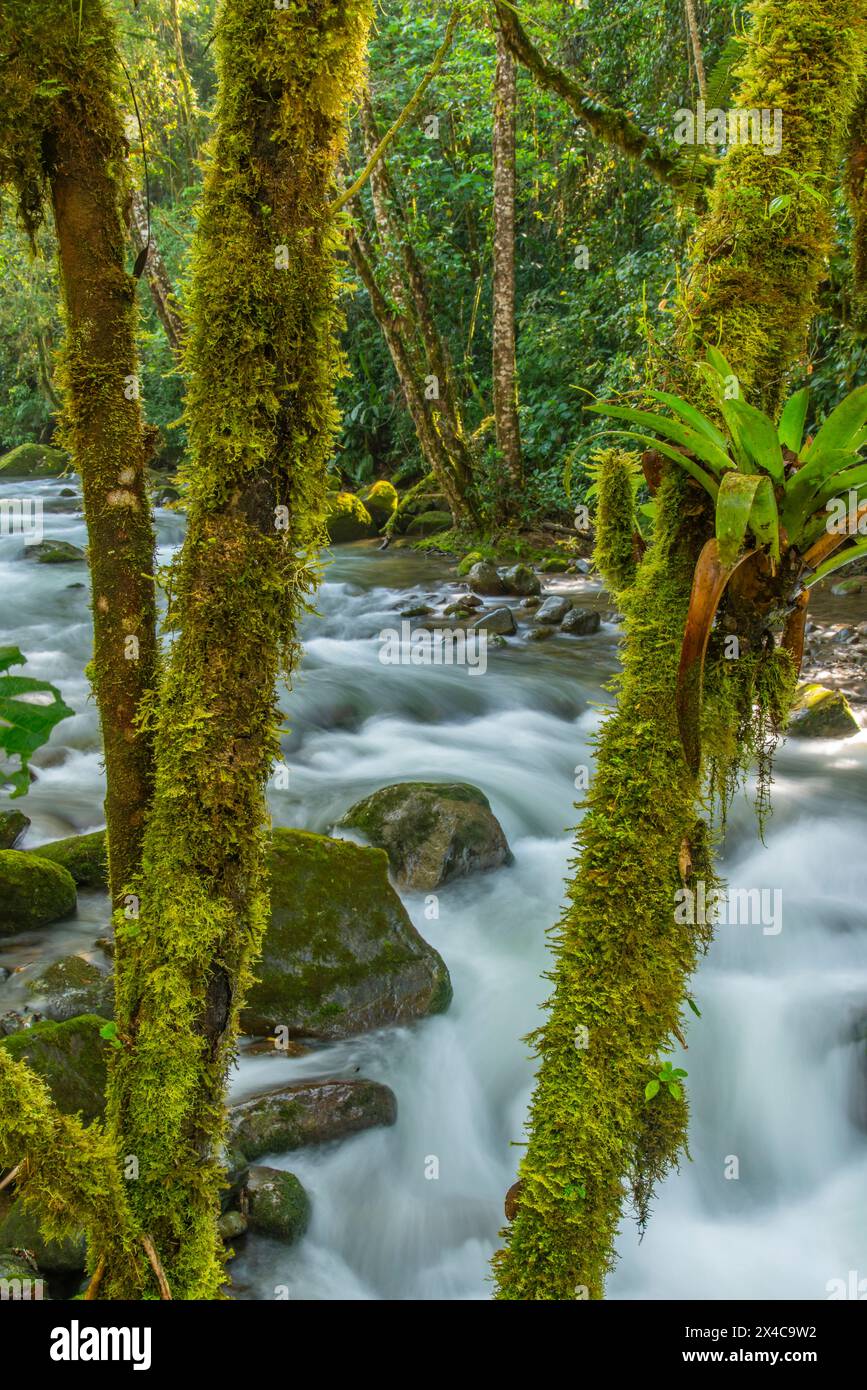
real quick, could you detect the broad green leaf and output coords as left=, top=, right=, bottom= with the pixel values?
left=801, top=384, right=867, bottom=464
left=781, top=450, right=863, bottom=535
left=748, top=476, right=781, bottom=566
left=777, top=387, right=810, bottom=453
left=0, top=648, right=74, bottom=799
left=645, top=390, right=729, bottom=454
left=585, top=402, right=731, bottom=474
left=805, top=536, right=867, bottom=587
left=716, top=473, right=764, bottom=565
left=645, top=1079, right=660, bottom=1101
left=705, top=345, right=738, bottom=384
left=668, top=1082, right=682, bottom=1099
left=724, top=397, right=784, bottom=480
left=598, top=431, right=719, bottom=499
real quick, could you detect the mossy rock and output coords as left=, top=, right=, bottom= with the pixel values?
left=244, top=1167, right=310, bottom=1244
left=229, top=1077, right=397, bottom=1161
left=540, top=554, right=571, bottom=573
left=0, top=1251, right=48, bottom=1298
left=361, top=479, right=398, bottom=524
left=406, top=509, right=452, bottom=537
left=26, top=955, right=113, bottom=1023
left=457, top=550, right=486, bottom=577
left=326, top=491, right=375, bottom=543
left=499, top=563, right=541, bottom=597
left=0, top=444, right=69, bottom=478
left=0, top=810, right=29, bottom=849
left=464, top=561, right=504, bottom=595
left=23, top=540, right=86, bottom=564
left=338, top=781, right=512, bottom=892
left=0, top=1199, right=85, bottom=1273
left=241, top=828, right=452, bottom=1039
left=28, top=830, right=108, bottom=888
left=0, top=1016, right=108, bottom=1121
left=788, top=683, right=860, bottom=739
left=0, top=851, right=77, bottom=935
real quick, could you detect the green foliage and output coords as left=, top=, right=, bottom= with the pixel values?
left=0, top=647, right=74, bottom=798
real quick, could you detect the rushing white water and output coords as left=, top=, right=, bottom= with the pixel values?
left=2, top=475, right=866, bottom=1301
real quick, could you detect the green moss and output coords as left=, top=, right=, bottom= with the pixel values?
left=0, top=810, right=29, bottom=849
left=326, top=491, right=375, bottom=542
left=361, top=479, right=398, bottom=524
left=0, top=1197, right=85, bottom=1272
left=406, top=509, right=453, bottom=536
left=0, top=443, right=70, bottom=477
left=592, top=448, right=640, bottom=596
left=0, top=850, right=77, bottom=935
left=0, top=1015, right=108, bottom=1122
left=245, top=1167, right=309, bottom=1243
left=29, top=830, right=108, bottom=888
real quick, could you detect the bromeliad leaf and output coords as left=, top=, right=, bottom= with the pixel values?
left=599, top=431, right=720, bottom=500
left=777, top=386, right=810, bottom=453
left=801, top=383, right=867, bottom=464
left=715, top=474, right=779, bottom=567
left=0, top=647, right=74, bottom=798
left=724, top=398, right=784, bottom=481
left=585, top=402, right=731, bottom=475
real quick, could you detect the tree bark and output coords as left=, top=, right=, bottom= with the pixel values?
left=130, top=188, right=185, bottom=361
left=491, top=21, right=522, bottom=517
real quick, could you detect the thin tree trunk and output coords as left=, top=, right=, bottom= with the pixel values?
left=130, top=188, right=185, bottom=361
left=684, top=0, right=707, bottom=100
left=168, top=0, right=196, bottom=177
left=491, top=21, right=522, bottom=517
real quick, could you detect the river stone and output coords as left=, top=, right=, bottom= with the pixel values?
left=229, top=1077, right=397, bottom=1161
left=528, top=625, right=555, bottom=641
left=498, top=563, right=541, bottom=597
left=28, top=830, right=108, bottom=888
left=26, top=955, right=113, bottom=1023
left=0, top=1252, right=48, bottom=1298
left=535, top=595, right=571, bottom=624
left=464, top=561, right=504, bottom=595
left=218, top=1210, right=248, bottom=1241
left=0, top=810, right=29, bottom=849
left=0, top=443, right=69, bottom=478
left=361, top=480, right=398, bottom=525
left=471, top=606, right=516, bottom=636
left=326, top=491, right=375, bottom=543
left=561, top=607, right=601, bottom=636
left=338, top=781, right=511, bottom=892
left=23, top=539, right=85, bottom=564
left=0, top=1015, right=107, bottom=1120
left=0, top=851, right=77, bottom=935
left=244, top=1167, right=310, bottom=1243
left=0, top=1199, right=85, bottom=1273
left=241, top=829, right=452, bottom=1039
left=788, top=683, right=860, bottom=738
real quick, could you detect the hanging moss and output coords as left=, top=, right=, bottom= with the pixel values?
left=592, top=448, right=641, bottom=597
left=103, top=0, right=373, bottom=1300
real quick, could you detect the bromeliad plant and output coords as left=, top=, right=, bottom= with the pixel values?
left=588, top=349, right=867, bottom=775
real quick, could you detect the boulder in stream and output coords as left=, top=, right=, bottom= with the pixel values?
left=0, top=443, right=69, bottom=478
left=229, top=1077, right=397, bottom=1160
left=338, top=781, right=511, bottom=892
left=498, top=563, right=541, bottom=597
left=241, top=828, right=452, bottom=1038
left=0, top=1015, right=107, bottom=1121
left=788, top=683, right=859, bottom=739
left=326, top=491, right=375, bottom=543
left=25, top=955, right=113, bottom=1023
left=471, top=606, right=516, bottom=636
left=27, top=830, right=108, bottom=888
left=23, top=540, right=85, bottom=564
left=464, top=560, right=504, bottom=594
left=0, top=850, right=77, bottom=935
left=535, top=595, right=572, bottom=624
left=243, top=1166, right=310, bottom=1243
left=0, top=810, right=29, bottom=849
left=561, top=606, right=601, bottom=636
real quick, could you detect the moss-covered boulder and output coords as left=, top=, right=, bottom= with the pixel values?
left=0, top=443, right=69, bottom=478
left=0, top=1199, right=85, bottom=1273
left=0, top=851, right=77, bottom=935
left=406, top=508, right=452, bottom=536
left=23, top=539, right=86, bottom=564
left=361, top=479, right=398, bottom=525
left=244, top=1167, right=310, bottom=1243
left=326, top=491, right=375, bottom=543
left=0, top=810, right=29, bottom=849
left=0, top=1251, right=47, bottom=1297
left=788, top=683, right=860, bottom=739
left=241, top=829, right=451, bottom=1039
left=229, top=1078, right=397, bottom=1161
left=338, top=781, right=511, bottom=892
left=457, top=550, right=486, bottom=577
left=0, top=1016, right=108, bottom=1121
left=27, top=830, right=108, bottom=888
left=465, top=560, right=504, bottom=594
left=26, top=955, right=113, bottom=1023
left=499, top=563, right=541, bottom=597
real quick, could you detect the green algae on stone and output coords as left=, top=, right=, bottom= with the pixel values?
left=361, top=479, right=398, bottom=525
left=25, top=955, right=113, bottom=1023
left=0, top=851, right=76, bottom=935
left=0, top=810, right=29, bottom=849
left=326, top=491, right=375, bottom=543
left=0, top=1015, right=108, bottom=1122
left=788, top=683, right=860, bottom=738
left=0, top=444, right=70, bottom=478
left=229, top=1077, right=397, bottom=1161
left=244, top=1167, right=310, bottom=1243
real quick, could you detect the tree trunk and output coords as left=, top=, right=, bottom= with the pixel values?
left=130, top=189, right=185, bottom=361
left=491, top=21, right=522, bottom=518
left=493, top=0, right=867, bottom=1300
left=103, top=0, right=373, bottom=1299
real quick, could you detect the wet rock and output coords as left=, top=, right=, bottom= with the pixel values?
left=465, top=561, right=504, bottom=595
left=528, top=625, right=555, bottom=641
left=243, top=1167, right=309, bottom=1244
left=28, top=830, right=108, bottom=888
left=338, top=780, right=511, bottom=892
left=229, top=1077, right=397, bottom=1161
left=400, top=604, right=434, bottom=618
left=561, top=607, right=601, bottom=636
left=361, top=480, right=398, bottom=526
left=831, top=578, right=863, bottom=597
left=0, top=810, right=29, bottom=849
left=406, top=509, right=451, bottom=536
left=326, top=492, right=375, bottom=543
left=0, top=1016, right=108, bottom=1121
left=26, top=955, right=113, bottom=1023
left=535, top=595, right=572, bottom=624
left=788, top=683, right=860, bottom=738
left=218, top=1210, right=248, bottom=1241
left=0, top=1199, right=85, bottom=1273
left=0, top=1251, right=47, bottom=1296
left=241, top=829, right=451, bottom=1039
left=571, top=558, right=592, bottom=575
left=0, top=444, right=69, bottom=478
left=498, top=563, right=541, bottom=597
left=539, top=555, right=570, bottom=573
left=23, top=540, right=85, bottom=564
left=0, top=851, right=77, bottom=935
left=59, top=488, right=76, bottom=498
left=471, top=606, right=516, bottom=636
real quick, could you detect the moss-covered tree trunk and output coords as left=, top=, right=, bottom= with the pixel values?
left=494, top=0, right=867, bottom=1300
left=101, top=0, right=372, bottom=1299
left=0, top=0, right=158, bottom=907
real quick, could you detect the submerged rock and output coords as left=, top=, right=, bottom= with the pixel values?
left=0, top=1199, right=85, bottom=1273
left=26, top=955, right=113, bottom=1023
left=229, top=1077, right=397, bottom=1161
left=28, top=830, right=108, bottom=888
left=338, top=781, right=511, bottom=892
left=0, top=810, right=29, bottom=849
left=561, top=607, right=601, bottom=636
left=243, top=1167, right=309, bottom=1244
left=23, top=539, right=85, bottom=564
left=0, top=851, right=77, bottom=935
left=0, top=1015, right=108, bottom=1120
left=788, top=683, right=860, bottom=738
left=241, top=829, right=452, bottom=1039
